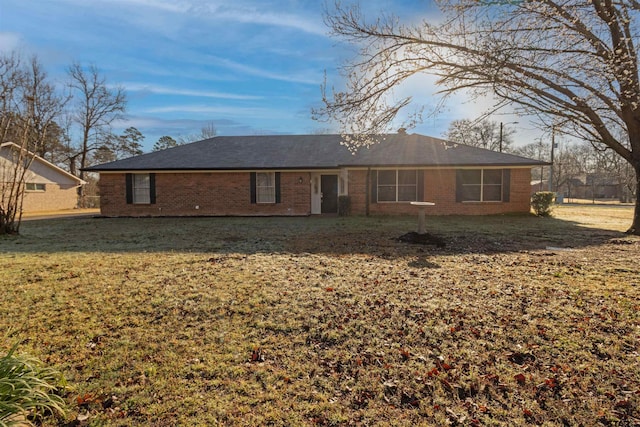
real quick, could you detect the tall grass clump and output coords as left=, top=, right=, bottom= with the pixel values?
left=0, top=345, right=67, bottom=426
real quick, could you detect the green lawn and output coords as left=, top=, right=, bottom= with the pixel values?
left=1, top=206, right=638, bottom=426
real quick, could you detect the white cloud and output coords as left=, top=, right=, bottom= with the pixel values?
left=0, top=32, right=22, bottom=52
left=124, top=83, right=263, bottom=100
left=203, top=6, right=327, bottom=36
left=143, top=104, right=292, bottom=119
left=58, top=0, right=327, bottom=36
left=61, top=0, right=190, bottom=13
left=211, top=56, right=321, bottom=85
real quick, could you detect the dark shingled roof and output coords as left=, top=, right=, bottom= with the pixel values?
left=85, top=133, right=547, bottom=171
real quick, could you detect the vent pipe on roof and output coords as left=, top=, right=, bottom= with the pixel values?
left=397, top=127, right=407, bottom=134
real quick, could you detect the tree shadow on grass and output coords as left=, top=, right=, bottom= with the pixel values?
left=407, top=256, right=442, bottom=269
left=0, top=212, right=636, bottom=257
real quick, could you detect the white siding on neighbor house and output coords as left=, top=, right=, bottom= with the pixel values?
left=1, top=144, right=83, bottom=212
left=25, top=158, right=82, bottom=185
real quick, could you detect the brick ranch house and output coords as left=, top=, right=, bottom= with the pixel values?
left=85, top=133, right=546, bottom=217
left=1, top=142, right=85, bottom=213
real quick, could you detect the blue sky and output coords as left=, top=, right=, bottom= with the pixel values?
left=0, top=0, right=522, bottom=152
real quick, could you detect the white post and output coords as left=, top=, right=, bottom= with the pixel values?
left=417, top=207, right=426, bottom=234
left=410, top=201, right=434, bottom=234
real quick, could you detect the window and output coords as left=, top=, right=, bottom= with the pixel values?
left=250, top=172, right=281, bottom=204
left=25, top=183, right=46, bottom=192
left=457, top=169, right=505, bottom=202
left=133, top=174, right=151, bottom=204
left=256, top=172, right=276, bottom=203
left=377, top=169, right=418, bottom=202
left=126, top=173, right=155, bottom=204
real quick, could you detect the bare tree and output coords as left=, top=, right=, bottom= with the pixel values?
left=0, top=53, right=65, bottom=234
left=67, top=63, right=126, bottom=198
left=319, top=1, right=640, bottom=234
left=177, top=122, right=217, bottom=144
left=2, top=58, right=67, bottom=162
left=445, top=119, right=516, bottom=152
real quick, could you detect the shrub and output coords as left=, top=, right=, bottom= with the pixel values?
left=338, top=195, right=351, bottom=216
left=0, top=345, right=67, bottom=426
left=531, top=191, right=556, bottom=217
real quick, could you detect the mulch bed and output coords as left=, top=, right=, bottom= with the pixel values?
left=397, top=231, right=446, bottom=247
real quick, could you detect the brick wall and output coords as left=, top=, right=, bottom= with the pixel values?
left=99, top=172, right=312, bottom=216
left=22, top=184, right=79, bottom=213
left=348, top=168, right=532, bottom=215
left=99, top=168, right=532, bottom=217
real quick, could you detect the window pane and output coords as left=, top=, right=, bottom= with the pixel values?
left=256, top=187, right=275, bottom=203
left=256, top=172, right=275, bottom=203
left=483, top=170, right=503, bottom=185
left=459, top=170, right=481, bottom=185
left=134, top=189, right=150, bottom=204
left=462, top=185, right=481, bottom=201
left=134, top=174, right=150, bottom=188
left=377, top=170, right=396, bottom=185
left=26, top=183, right=46, bottom=191
left=398, top=170, right=417, bottom=185
left=256, top=172, right=273, bottom=187
left=483, top=185, right=502, bottom=201
left=378, top=185, right=396, bottom=202
left=398, top=185, right=417, bottom=201
left=133, top=173, right=150, bottom=204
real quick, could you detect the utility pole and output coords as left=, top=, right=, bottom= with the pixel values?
left=499, top=121, right=518, bottom=152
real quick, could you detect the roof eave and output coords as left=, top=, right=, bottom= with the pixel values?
left=86, top=162, right=548, bottom=173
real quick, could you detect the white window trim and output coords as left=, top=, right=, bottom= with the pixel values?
left=25, top=183, right=46, bottom=192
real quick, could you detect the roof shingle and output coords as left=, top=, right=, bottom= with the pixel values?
left=85, top=133, right=546, bottom=171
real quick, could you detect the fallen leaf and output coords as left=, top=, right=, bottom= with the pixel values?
left=400, top=348, right=410, bottom=360
left=250, top=346, right=264, bottom=362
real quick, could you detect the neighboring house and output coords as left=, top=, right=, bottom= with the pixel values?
left=533, top=174, right=630, bottom=202
left=85, top=133, right=546, bottom=217
left=530, top=179, right=549, bottom=194
left=558, top=174, right=622, bottom=201
left=0, top=142, right=84, bottom=213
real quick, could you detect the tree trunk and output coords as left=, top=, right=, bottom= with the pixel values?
left=628, top=163, right=640, bottom=235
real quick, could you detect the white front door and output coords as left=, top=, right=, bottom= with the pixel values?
left=311, top=173, right=322, bottom=214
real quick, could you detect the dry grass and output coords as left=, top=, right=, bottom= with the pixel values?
left=1, top=206, right=638, bottom=426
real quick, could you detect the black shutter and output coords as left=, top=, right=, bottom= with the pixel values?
left=250, top=172, right=256, bottom=204
left=502, top=169, right=511, bottom=202
left=370, top=170, right=378, bottom=203
left=417, top=170, right=424, bottom=201
left=125, top=173, right=133, bottom=204
left=149, top=173, right=156, bottom=204
left=275, top=172, right=281, bottom=203
left=455, top=170, right=464, bottom=203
